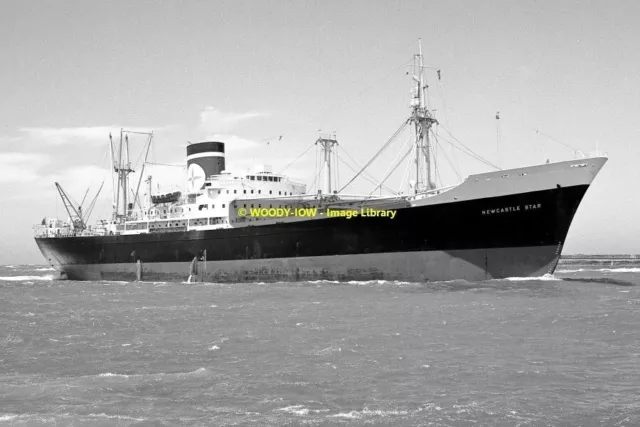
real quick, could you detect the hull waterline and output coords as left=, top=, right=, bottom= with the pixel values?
left=35, top=157, right=606, bottom=283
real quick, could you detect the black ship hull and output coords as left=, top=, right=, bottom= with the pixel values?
left=36, top=182, right=591, bottom=283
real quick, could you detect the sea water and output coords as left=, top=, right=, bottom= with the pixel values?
left=0, top=261, right=638, bottom=426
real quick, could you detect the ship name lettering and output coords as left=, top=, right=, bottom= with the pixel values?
left=524, top=203, right=542, bottom=210
left=482, top=203, right=542, bottom=215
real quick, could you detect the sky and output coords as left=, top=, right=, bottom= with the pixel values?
left=1, top=0, right=639, bottom=263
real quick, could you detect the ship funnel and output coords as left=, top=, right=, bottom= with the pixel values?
left=186, top=141, right=225, bottom=192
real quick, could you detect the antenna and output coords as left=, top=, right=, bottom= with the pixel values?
left=496, top=111, right=501, bottom=168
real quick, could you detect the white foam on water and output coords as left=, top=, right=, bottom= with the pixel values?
left=99, top=373, right=130, bottom=378
left=97, top=367, right=208, bottom=380
left=209, top=345, right=220, bottom=351
left=277, top=405, right=309, bottom=416
left=595, top=267, right=640, bottom=273
left=557, top=267, right=640, bottom=273
left=361, top=408, right=409, bottom=416
left=0, top=275, right=54, bottom=281
left=276, top=406, right=329, bottom=416
left=327, top=411, right=362, bottom=419
left=306, top=280, right=339, bottom=284
left=86, top=413, right=146, bottom=421
left=0, top=414, right=18, bottom=421
left=35, top=267, right=55, bottom=271
left=504, top=274, right=558, bottom=281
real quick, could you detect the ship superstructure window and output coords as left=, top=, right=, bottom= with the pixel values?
left=244, top=190, right=247, bottom=194
left=251, top=190, right=254, bottom=194
left=258, top=190, right=261, bottom=194
left=222, top=204, right=226, bottom=208
left=269, top=190, right=272, bottom=194
left=234, top=190, right=237, bottom=194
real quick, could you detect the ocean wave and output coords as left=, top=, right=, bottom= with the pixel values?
left=85, top=413, right=146, bottom=421
left=0, top=275, right=54, bottom=281
left=557, top=267, right=640, bottom=273
left=97, top=367, right=208, bottom=380
left=306, top=280, right=340, bottom=284
left=0, top=413, right=146, bottom=423
left=276, top=406, right=329, bottom=416
left=326, top=407, right=410, bottom=419
left=503, top=274, right=558, bottom=281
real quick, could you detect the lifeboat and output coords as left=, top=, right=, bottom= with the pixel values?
left=151, top=191, right=181, bottom=205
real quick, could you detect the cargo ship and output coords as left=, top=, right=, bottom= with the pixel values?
left=34, top=43, right=607, bottom=283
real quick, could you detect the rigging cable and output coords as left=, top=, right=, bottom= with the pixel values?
left=398, top=142, right=415, bottom=193
left=144, top=162, right=186, bottom=168
left=436, top=74, right=461, bottom=174
left=370, top=141, right=414, bottom=196
left=377, top=132, right=414, bottom=191
left=276, top=142, right=316, bottom=176
left=534, top=128, right=585, bottom=157
left=438, top=126, right=501, bottom=170
left=335, top=156, right=396, bottom=194
left=431, top=129, right=462, bottom=181
left=338, top=120, right=409, bottom=193
left=337, top=146, right=387, bottom=191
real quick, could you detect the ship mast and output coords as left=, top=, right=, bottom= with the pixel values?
left=110, top=130, right=134, bottom=221
left=316, top=132, right=338, bottom=195
left=109, top=130, right=154, bottom=221
left=410, top=39, right=438, bottom=194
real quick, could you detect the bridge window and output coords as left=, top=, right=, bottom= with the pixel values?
left=257, top=176, right=262, bottom=181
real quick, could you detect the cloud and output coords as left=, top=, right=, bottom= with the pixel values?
left=517, top=65, right=537, bottom=82
left=205, top=134, right=261, bottom=151
left=0, top=152, right=50, bottom=184
left=199, top=106, right=268, bottom=134
left=18, top=125, right=179, bottom=146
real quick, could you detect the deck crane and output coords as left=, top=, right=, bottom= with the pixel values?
left=55, top=181, right=105, bottom=232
